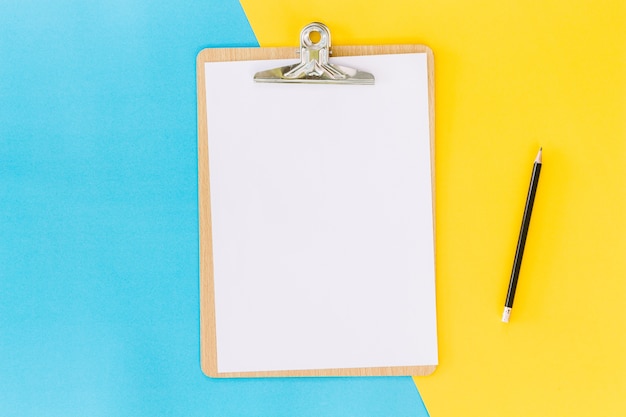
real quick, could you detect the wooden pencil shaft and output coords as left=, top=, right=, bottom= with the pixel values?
left=505, top=159, right=542, bottom=308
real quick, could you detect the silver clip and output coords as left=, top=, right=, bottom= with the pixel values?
left=253, top=22, right=375, bottom=85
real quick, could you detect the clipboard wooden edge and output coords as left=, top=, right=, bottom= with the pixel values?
left=197, top=44, right=436, bottom=378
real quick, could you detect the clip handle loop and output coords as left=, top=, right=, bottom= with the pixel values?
left=284, top=23, right=344, bottom=80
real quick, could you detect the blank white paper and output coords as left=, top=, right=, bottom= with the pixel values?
left=205, top=53, right=437, bottom=373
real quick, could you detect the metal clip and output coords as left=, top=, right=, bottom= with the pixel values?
left=253, top=22, right=375, bottom=85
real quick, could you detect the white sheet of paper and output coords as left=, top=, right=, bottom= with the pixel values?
left=205, top=53, right=437, bottom=373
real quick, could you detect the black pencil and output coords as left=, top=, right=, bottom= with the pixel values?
left=502, top=148, right=542, bottom=323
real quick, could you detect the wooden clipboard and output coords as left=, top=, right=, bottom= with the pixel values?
left=197, top=24, right=436, bottom=378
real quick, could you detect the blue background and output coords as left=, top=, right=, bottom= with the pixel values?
left=0, top=1, right=429, bottom=416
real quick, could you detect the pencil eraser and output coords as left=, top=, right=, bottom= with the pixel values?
left=501, top=307, right=511, bottom=323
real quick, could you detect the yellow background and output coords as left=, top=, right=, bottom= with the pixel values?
left=239, top=1, right=626, bottom=415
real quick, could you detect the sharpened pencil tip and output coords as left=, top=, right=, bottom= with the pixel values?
left=536, top=148, right=542, bottom=164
